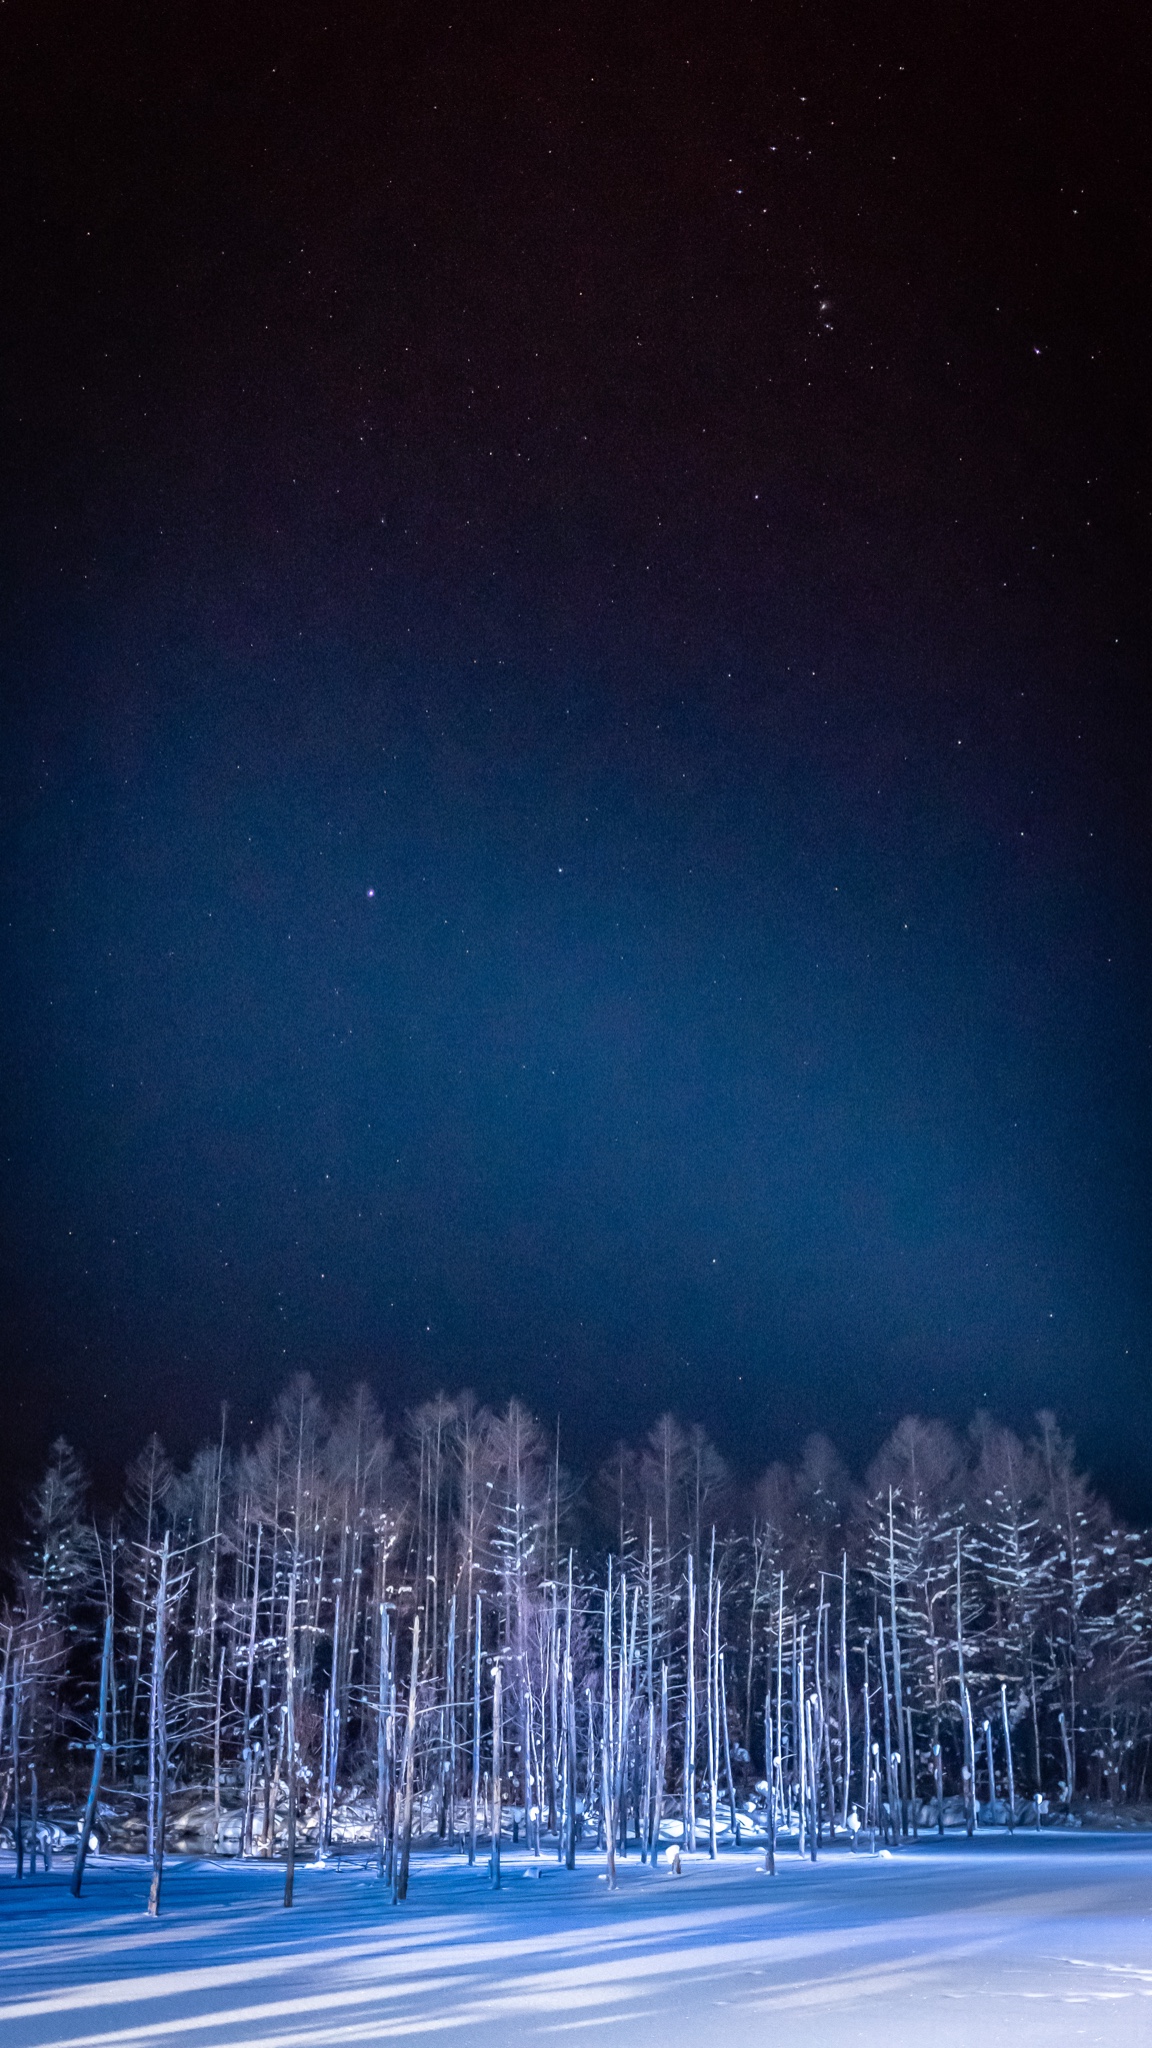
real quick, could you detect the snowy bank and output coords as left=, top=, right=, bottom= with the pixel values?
left=3, top=1835, right=1152, bottom=2047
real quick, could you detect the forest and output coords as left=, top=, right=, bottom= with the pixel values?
left=4, top=1381, right=1151, bottom=1908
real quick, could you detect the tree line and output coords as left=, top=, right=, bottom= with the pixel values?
left=3, top=1380, right=1151, bottom=1908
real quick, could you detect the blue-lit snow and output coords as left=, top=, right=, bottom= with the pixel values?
left=2, top=1838, right=1150, bottom=2046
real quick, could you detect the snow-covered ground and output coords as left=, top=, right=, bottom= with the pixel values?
left=3, top=1837, right=1151, bottom=2047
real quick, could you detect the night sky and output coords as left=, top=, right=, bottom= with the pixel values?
left=2, top=3, right=1149, bottom=1512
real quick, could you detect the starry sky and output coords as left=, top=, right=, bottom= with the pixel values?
left=2, top=1, right=1150, bottom=1512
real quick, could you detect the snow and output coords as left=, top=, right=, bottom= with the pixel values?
left=3, top=1837, right=1152, bottom=2047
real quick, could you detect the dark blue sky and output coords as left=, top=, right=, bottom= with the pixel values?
left=2, top=1, right=1149, bottom=1508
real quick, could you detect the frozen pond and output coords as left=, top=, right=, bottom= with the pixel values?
left=3, top=1837, right=1151, bottom=2047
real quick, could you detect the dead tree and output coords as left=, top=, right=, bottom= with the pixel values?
left=71, top=1614, right=113, bottom=1896
left=394, top=1614, right=420, bottom=1902
left=490, top=1654, right=503, bottom=1888
left=146, top=1533, right=171, bottom=1917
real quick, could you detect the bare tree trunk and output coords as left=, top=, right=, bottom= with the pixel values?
left=602, top=1581, right=617, bottom=1887
left=705, top=1538, right=718, bottom=1858
left=395, top=1614, right=420, bottom=1902
left=806, top=1693, right=819, bottom=1861
left=548, top=1595, right=559, bottom=1838
left=558, top=1645, right=570, bottom=1865
left=205, top=1408, right=226, bottom=1787
left=260, top=1677, right=274, bottom=1854
left=744, top=1527, right=763, bottom=1755
left=385, top=1632, right=398, bottom=1891
left=0, top=1634, right=16, bottom=1873
left=839, top=1553, right=851, bottom=1830
left=775, top=1577, right=785, bottom=1842
left=1058, top=1709, right=1075, bottom=1807
left=904, top=1704, right=918, bottom=1837
left=240, top=1521, right=262, bottom=1857
left=446, top=1593, right=457, bottom=1844
left=1001, top=1682, right=1017, bottom=1830
left=0, top=1635, right=9, bottom=1754
left=877, top=1616, right=897, bottom=1847
left=327, top=1700, right=340, bottom=1852
left=72, top=1615, right=113, bottom=1897
left=490, top=1654, right=503, bottom=1888
left=764, top=1687, right=776, bottom=1875
left=469, top=1594, right=481, bottom=1865
left=212, top=1644, right=225, bottom=1851
left=146, top=1533, right=170, bottom=1917
left=934, top=1736, right=944, bottom=1834
left=585, top=1686, right=596, bottom=1842
left=720, top=1649, right=738, bottom=1836
left=796, top=1624, right=806, bottom=1856
left=1029, top=1663, right=1043, bottom=1825
left=283, top=1703, right=298, bottom=1904
left=325, top=1592, right=342, bottom=1854
left=641, top=1694, right=655, bottom=1862
left=888, top=1491, right=908, bottom=1835
left=320, top=1689, right=331, bottom=1856
left=861, top=1638, right=874, bottom=1850
left=377, top=1604, right=391, bottom=1877
left=685, top=1553, right=696, bottom=1852
left=611, top=1579, right=637, bottom=1859
left=129, top=1453, right=162, bottom=1760
left=984, top=1716, right=998, bottom=1823
left=283, top=1550, right=299, bottom=1908
left=962, top=1680, right=979, bottom=1835
left=655, top=1662, right=668, bottom=1858
left=956, top=1532, right=975, bottom=1837
left=564, top=1569, right=578, bottom=1869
